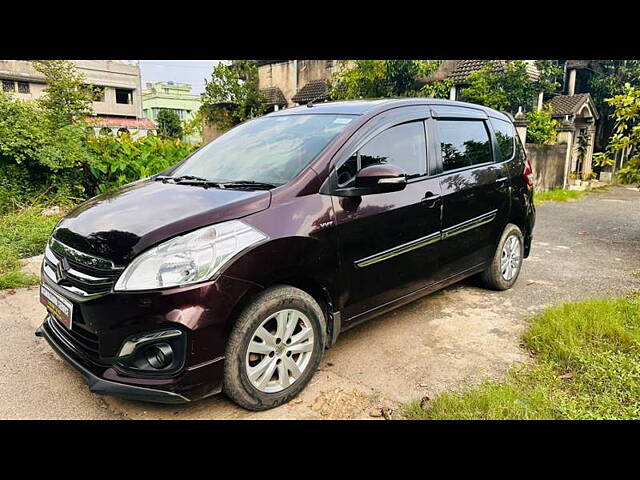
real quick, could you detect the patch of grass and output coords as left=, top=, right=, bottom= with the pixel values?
left=0, top=207, right=62, bottom=289
left=534, top=188, right=585, bottom=204
left=404, top=294, right=640, bottom=419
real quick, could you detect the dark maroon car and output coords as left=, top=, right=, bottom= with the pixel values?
left=36, top=99, right=535, bottom=410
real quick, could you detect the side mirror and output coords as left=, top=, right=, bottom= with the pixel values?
left=335, top=164, right=407, bottom=197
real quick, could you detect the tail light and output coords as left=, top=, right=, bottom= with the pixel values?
left=523, top=158, right=534, bottom=188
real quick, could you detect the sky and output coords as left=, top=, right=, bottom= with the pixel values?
left=123, top=60, right=223, bottom=94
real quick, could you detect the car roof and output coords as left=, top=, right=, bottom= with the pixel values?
left=267, top=98, right=512, bottom=122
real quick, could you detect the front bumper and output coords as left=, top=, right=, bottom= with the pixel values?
left=36, top=273, right=263, bottom=404
left=37, top=319, right=191, bottom=404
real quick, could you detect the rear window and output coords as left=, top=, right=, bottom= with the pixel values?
left=489, top=118, right=516, bottom=161
left=436, top=119, right=492, bottom=172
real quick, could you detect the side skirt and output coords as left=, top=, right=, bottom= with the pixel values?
left=339, top=263, right=487, bottom=333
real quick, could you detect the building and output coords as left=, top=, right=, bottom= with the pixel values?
left=256, top=60, right=340, bottom=109
left=0, top=60, right=156, bottom=137
left=142, top=81, right=202, bottom=143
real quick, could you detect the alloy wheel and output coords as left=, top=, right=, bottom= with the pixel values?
left=245, top=309, right=315, bottom=393
left=500, top=234, right=522, bottom=281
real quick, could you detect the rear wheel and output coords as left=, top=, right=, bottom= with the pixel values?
left=479, top=223, right=524, bottom=290
left=223, top=285, right=325, bottom=411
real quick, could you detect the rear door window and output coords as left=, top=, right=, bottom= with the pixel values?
left=489, top=118, right=516, bottom=161
left=436, top=120, right=493, bottom=172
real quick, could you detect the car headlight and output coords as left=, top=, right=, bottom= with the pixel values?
left=114, top=220, right=267, bottom=291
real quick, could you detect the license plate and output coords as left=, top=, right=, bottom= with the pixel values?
left=40, top=283, right=73, bottom=329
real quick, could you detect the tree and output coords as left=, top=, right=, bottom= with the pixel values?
left=156, top=109, right=183, bottom=139
left=460, top=61, right=561, bottom=114
left=32, top=60, right=95, bottom=128
left=330, top=60, right=450, bottom=100
left=585, top=60, right=640, bottom=151
left=200, top=60, right=266, bottom=131
left=593, top=83, right=640, bottom=187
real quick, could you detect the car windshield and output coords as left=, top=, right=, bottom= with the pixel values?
left=171, top=114, right=357, bottom=186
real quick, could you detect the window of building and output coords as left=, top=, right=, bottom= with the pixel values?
left=17, top=81, right=30, bottom=94
left=115, top=88, right=133, bottom=104
left=437, top=120, right=492, bottom=172
left=489, top=118, right=515, bottom=161
left=337, top=121, right=427, bottom=187
left=2, top=80, right=15, bottom=92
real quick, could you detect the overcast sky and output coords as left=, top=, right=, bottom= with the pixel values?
left=123, top=60, right=223, bottom=94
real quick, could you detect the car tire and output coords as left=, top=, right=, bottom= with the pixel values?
left=479, top=223, right=524, bottom=291
left=223, top=285, right=326, bottom=411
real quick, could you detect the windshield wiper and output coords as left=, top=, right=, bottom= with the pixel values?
left=154, top=176, right=277, bottom=190
left=216, top=180, right=279, bottom=190
left=155, top=175, right=222, bottom=188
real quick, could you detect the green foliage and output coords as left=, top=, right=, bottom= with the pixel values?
left=182, top=108, right=203, bottom=142
left=405, top=294, right=640, bottom=419
left=32, top=60, right=95, bottom=128
left=588, top=60, right=640, bottom=147
left=86, top=133, right=196, bottom=193
left=329, top=60, right=450, bottom=100
left=0, top=207, right=63, bottom=289
left=420, top=78, right=453, bottom=99
left=525, top=105, right=558, bottom=144
left=593, top=83, right=640, bottom=186
left=461, top=61, right=536, bottom=113
left=156, top=109, right=184, bottom=139
left=0, top=90, right=90, bottom=212
left=201, top=60, right=266, bottom=131
left=460, top=61, right=562, bottom=114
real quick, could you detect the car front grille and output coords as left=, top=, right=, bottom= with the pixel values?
left=48, top=314, right=100, bottom=360
left=43, top=238, right=123, bottom=297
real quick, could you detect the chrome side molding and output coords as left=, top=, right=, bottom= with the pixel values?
left=355, top=231, right=441, bottom=268
left=442, top=209, right=498, bottom=240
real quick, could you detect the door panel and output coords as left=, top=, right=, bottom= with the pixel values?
left=334, top=178, right=442, bottom=320
left=437, top=163, right=509, bottom=279
left=331, top=118, right=442, bottom=320
left=431, top=118, right=510, bottom=280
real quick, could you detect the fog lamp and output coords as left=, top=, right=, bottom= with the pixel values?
left=145, top=343, right=174, bottom=369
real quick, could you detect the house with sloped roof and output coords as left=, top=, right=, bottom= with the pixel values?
left=256, top=60, right=338, bottom=109
left=437, top=60, right=602, bottom=184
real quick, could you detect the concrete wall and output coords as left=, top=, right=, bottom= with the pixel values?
left=257, top=60, right=340, bottom=107
left=526, top=143, right=568, bottom=191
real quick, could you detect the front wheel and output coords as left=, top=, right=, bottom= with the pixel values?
left=223, top=285, right=326, bottom=411
left=479, top=223, right=524, bottom=290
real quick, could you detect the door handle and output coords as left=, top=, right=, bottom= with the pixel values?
left=421, top=193, right=441, bottom=207
left=496, top=177, right=509, bottom=183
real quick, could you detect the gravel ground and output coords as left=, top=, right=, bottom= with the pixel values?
left=1, top=185, right=638, bottom=420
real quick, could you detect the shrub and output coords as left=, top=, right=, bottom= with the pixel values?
left=0, top=91, right=90, bottom=213
left=526, top=106, right=558, bottom=144
left=86, top=133, right=196, bottom=193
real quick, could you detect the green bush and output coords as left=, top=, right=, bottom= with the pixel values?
left=0, top=91, right=90, bottom=213
left=86, top=133, right=196, bottom=194
left=526, top=106, right=558, bottom=144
